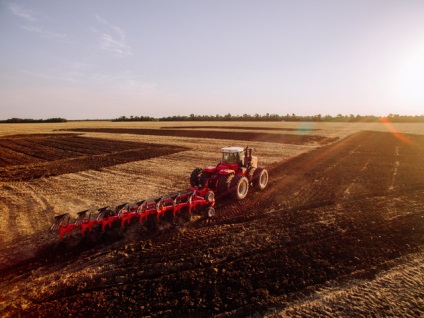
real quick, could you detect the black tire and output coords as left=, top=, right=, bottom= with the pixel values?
left=217, top=174, right=233, bottom=195
left=253, top=168, right=268, bottom=190
left=230, top=175, right=249, bottom=200
left=190, top=168, right=203, bottom=187
left=199, top=171, right=212, bottom=188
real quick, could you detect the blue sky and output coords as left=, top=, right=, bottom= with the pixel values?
left=1, top=0, right=424, bottom=120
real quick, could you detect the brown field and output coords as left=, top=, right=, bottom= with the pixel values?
left=0, top=121, right=423, bottom=317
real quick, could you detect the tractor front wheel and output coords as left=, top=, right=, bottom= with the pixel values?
left=230, top=175, right=249, bottom=200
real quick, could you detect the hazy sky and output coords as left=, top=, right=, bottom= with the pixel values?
left=1, top=0, right=424, bottom=120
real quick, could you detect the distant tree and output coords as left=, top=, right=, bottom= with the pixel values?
left=112, top=115, right=155, bottom=122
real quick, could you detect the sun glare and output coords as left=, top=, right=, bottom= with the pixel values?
left=392, top=44, right=424, bottom=113
left=379, top=117, right=415, bottom=145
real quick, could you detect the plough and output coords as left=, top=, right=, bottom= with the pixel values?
left=51, top=187, right=215, bottom=239
left=51, top=145, right=269, bottom=239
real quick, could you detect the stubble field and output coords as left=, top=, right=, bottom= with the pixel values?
left=0, top=121, right=423, bottom=317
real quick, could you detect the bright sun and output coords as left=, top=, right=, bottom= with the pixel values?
left=392, top=44, right=424, bottom=113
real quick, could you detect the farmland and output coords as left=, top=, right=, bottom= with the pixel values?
left=0, top=121, right=423, bottom=317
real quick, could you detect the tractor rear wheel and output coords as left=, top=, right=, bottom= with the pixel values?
left=230, top=175, right=249, bottom=200
left=190, top=168, right=203, bottom=187
left=217, top=174, right=233, bottom=195
left=253, top=168, right=268, bottom=190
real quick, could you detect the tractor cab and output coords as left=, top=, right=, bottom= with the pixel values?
left=221, top=147, right=244, bottom=165
left=221, top=146, right=257, bottom=169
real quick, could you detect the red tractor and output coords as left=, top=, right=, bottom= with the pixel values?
left=190, top=146, right=268, bottom=200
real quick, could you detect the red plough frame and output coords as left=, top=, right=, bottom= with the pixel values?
left=51, top=187, right=215, bottom=239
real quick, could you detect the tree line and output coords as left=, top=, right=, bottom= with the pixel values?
left=113, top=113, right=424, bottom=123
left=2, top=114, right=423, bottom=123
left=0, top=118, right=67, bottom=123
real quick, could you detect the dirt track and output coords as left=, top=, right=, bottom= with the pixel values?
left=0, top=128, right=423, bottom=317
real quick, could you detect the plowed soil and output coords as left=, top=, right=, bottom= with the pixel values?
left=161, top=125, right=321, bottom=132
left=64, top=127, right=337, bottom=145
left=0, top=127, right=423, bottom=317
left=0, top=134, right=187, bottom=182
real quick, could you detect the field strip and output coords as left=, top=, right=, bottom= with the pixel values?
left=265, top=249, right=424, bottom=317
left=63, top=127, right=339, bottom=146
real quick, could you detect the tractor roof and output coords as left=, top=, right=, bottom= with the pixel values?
left=221, top=146, right=244, bottom=153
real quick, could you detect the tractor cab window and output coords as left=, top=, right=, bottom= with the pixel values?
left=222, top=151, right=242, bottom=164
